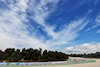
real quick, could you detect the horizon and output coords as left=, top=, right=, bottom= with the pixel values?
left=0, top=0, right=100, bottom=54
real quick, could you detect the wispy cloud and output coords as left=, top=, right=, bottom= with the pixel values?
left=27, top=0, right=89, bottom=51
left=94, top=0, right=99, bottom=5
left=85, top=14, right=100, bottom=32
left=0, top=0, right=47, bottom=50
left=96, top=30, right=100, bottom=33
left=0, top=0, right=89, bottom=51
left=28, top=0, right=60, bottom=39
left=0, top=0, right=99, bottom=52
left=46, top=17, right=88, bottom=47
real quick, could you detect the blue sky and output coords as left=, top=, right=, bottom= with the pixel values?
left=0, top=0, right=100, bottom=54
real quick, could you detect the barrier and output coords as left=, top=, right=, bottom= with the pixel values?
left=17, top=63, right=28, bottom=65
left=0, top=63, right=9, bottom=65
left=9, top=63, right=16, bottom=66
left=0, top=60, right=96, bottom=66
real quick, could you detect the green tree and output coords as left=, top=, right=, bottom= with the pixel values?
left=8, top=50, right=22, bottom=62
left=0, top=50, right=4, bottom=60
left=4, top=48, right=15, bottom=60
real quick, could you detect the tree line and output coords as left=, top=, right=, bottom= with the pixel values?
left=69, top=52, right=100, bottom=58
left=0, top=48, right=68, bottom=62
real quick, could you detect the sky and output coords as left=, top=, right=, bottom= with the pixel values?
left=0, top=0, right=100, bottom=54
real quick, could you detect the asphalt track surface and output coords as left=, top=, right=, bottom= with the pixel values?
left=0, top=57, right=99, bottom=67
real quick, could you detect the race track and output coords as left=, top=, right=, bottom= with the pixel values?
left=0, top=57, right=99, bottom=67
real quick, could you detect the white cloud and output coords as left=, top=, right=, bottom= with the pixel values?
left=0, top=0, right=47, bottom=51
left=96, top=30, right=100, bottom=33
left=46, top=17, right=88, bottom=49
left=85, top=14, right=100, bottom=32
left=27, top=0, right=89, bottom=50
left=66, top=42, right=100, bottom=54
left=95, top=15, right=100, bottom=24
left=0, top=0, right=93, bottom=51
left=28, top=0, right=60, bottom=39
left=94, top=0, right=99, bottom=5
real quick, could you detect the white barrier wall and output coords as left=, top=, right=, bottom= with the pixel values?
left=0, top=63, right=9, bottom=65
left=17, top=63, right=28, bottom=65
left=9, top=62, right=18, bottom=66
left=0, top=60, right=93, bottom=66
